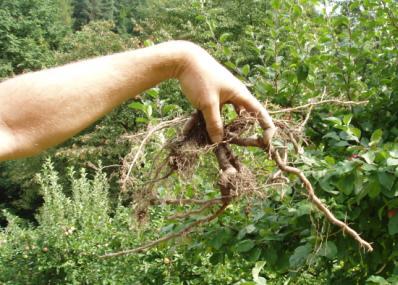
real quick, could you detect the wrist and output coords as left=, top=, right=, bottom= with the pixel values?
left=156, top=40, right=202, bottom=79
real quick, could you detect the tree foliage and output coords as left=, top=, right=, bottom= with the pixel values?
left=0, top=0, right=69, bottom=78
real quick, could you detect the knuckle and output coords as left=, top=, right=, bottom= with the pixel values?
left=199, top=100, right=213, bottom=110
left=200, top=98, right=219, bottom=112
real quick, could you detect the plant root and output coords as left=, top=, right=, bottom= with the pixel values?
left=103, top=98, right=372, bottom=258
left=230, top=136, right=373, bottom=252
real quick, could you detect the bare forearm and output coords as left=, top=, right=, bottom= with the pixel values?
left=0, top=40, right=276, bottom=162
left=0, top=41, right=190, bottom=159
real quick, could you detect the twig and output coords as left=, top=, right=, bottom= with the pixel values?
left=168, top=200, right=220, bottom=219
left=150, top=197, right=226, bottom=206
left=141, top=169, right=174, bottom=186
left=375, top=263, right=388, bottom=275
left=121, top=117, right=187, bottom=189
left=298, top=104, right=314, bottom=131
left=100, top=204, right=228, bottom=258
left=289, top=133, right=303, bottom=155
left=269, top=99, right=368, bottom=114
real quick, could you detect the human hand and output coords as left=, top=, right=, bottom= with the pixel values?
left=177, top=42, right=276, bottom=146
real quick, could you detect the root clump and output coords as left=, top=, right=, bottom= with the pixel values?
left=102, top=99, right=373, bottom=258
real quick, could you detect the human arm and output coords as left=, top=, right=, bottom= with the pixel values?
left=0, top=41, right=275, bottom=161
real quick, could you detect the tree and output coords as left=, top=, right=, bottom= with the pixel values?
left=0, top=0, right=69, bottom=77
left=72, top=0, right=117, bottom=30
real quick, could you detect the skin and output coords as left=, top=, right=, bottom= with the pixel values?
left=0, top=41, right=275, bottom=161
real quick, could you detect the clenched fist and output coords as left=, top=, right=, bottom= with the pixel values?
left=177, top=42, right=275, bottom=144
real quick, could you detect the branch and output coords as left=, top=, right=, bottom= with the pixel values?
left=168, top=200, right=220, bottom=220
left=269, top=99, right=368, bottom=114
left=229, top=137, right=373, bottom=252
left=150, top=197, right=225, bottom=206
left=100, top=204, right=228, bottom=258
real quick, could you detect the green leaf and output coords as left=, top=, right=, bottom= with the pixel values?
left=243, top=247, right=262, bottom=262
left=354, top=171, right=364, bottom=195
left=195, top=15, right=206, bottom=21
left=323, top=132, right=340, bottom=140
left=246, top=224, right=256, bottom=234
left=208, top=228, right=232, bottom=249
left=361, top=152, right=375, bottom=164
left=242, top=64, right=250, bottom=76
left=238, top=224, right=256, bottom=240
left=340, top=130, right=358, bottom=142
left=325, top=156, right=336, bottom=165
left=387, top=158, right=398, bottom=166
left=146, top=88, right=159, bottom=98
left=370, top=129, right=383, bottom=146
left=252, top=261, right=267, bottom=285
left=388, top=213, right=398, bottom=235
left=318, top=241, right=338, bottom=259
left=378, top=172, right=395, bottom=190
left=128, top=101, right=145, bottom=111
left=289, top=243, right=312, bottom=267
left=343, top=114, right=353, bottom=125
left=271, top=0, right=281, bottom=9
left=335, top=174, right=354, bottom=195
left=162, top=104, right=178, bottom=114
left=389, top=150, right=398, bottom=158
left=296, top=200, right=312, bottom=216
left=350, top=127, right=361, bottom=140
left=219, top=33, right=231, bottom=43
left=235, top=239, right=255, bottom=253
left=324, top=117, right=342, bottom=126
left=366, top=275, right=389, bottom=285
left=335, top=160, right=358, bottom=175
left=135, top=117, right=148, bottom=123
left=145, top=104, right=153, bottom=117
left=362, top=164, right=377, bottom=171
left=223, top=46, right=233, bottom=58
left=367, top=175, right=381, bottom=199
left=334, top=141, right=350, bottom=147
left=209, top=252, right=225, bottom=265
left=224, top=60, right=235, bottom=69
left=143, top=39, right=154, bottom=47
left=319, top=175, right=339, bottom=195
left=296, top=63, right=309, bottom=82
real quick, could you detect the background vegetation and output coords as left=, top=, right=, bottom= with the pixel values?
left=1, top=0, right=398, bottom=284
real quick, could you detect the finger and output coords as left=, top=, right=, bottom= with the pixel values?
left=231, top=87, right=276, bottom=146
left=263, top=127, right=276, bottom=147
left=232, top=103, right=244, bottom=116
left=232, top=87, right=274, bottom=130
left=201, top=99, right=223, bottom=143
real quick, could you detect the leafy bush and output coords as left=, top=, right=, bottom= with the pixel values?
left=0, top=0, right=69, bottom=78
left=0, top=160, right=135, bottom=284
left=0, top=160, right=263, bottom=284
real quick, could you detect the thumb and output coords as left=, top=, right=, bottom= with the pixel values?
left=201, top=100, right=223, bottom=143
